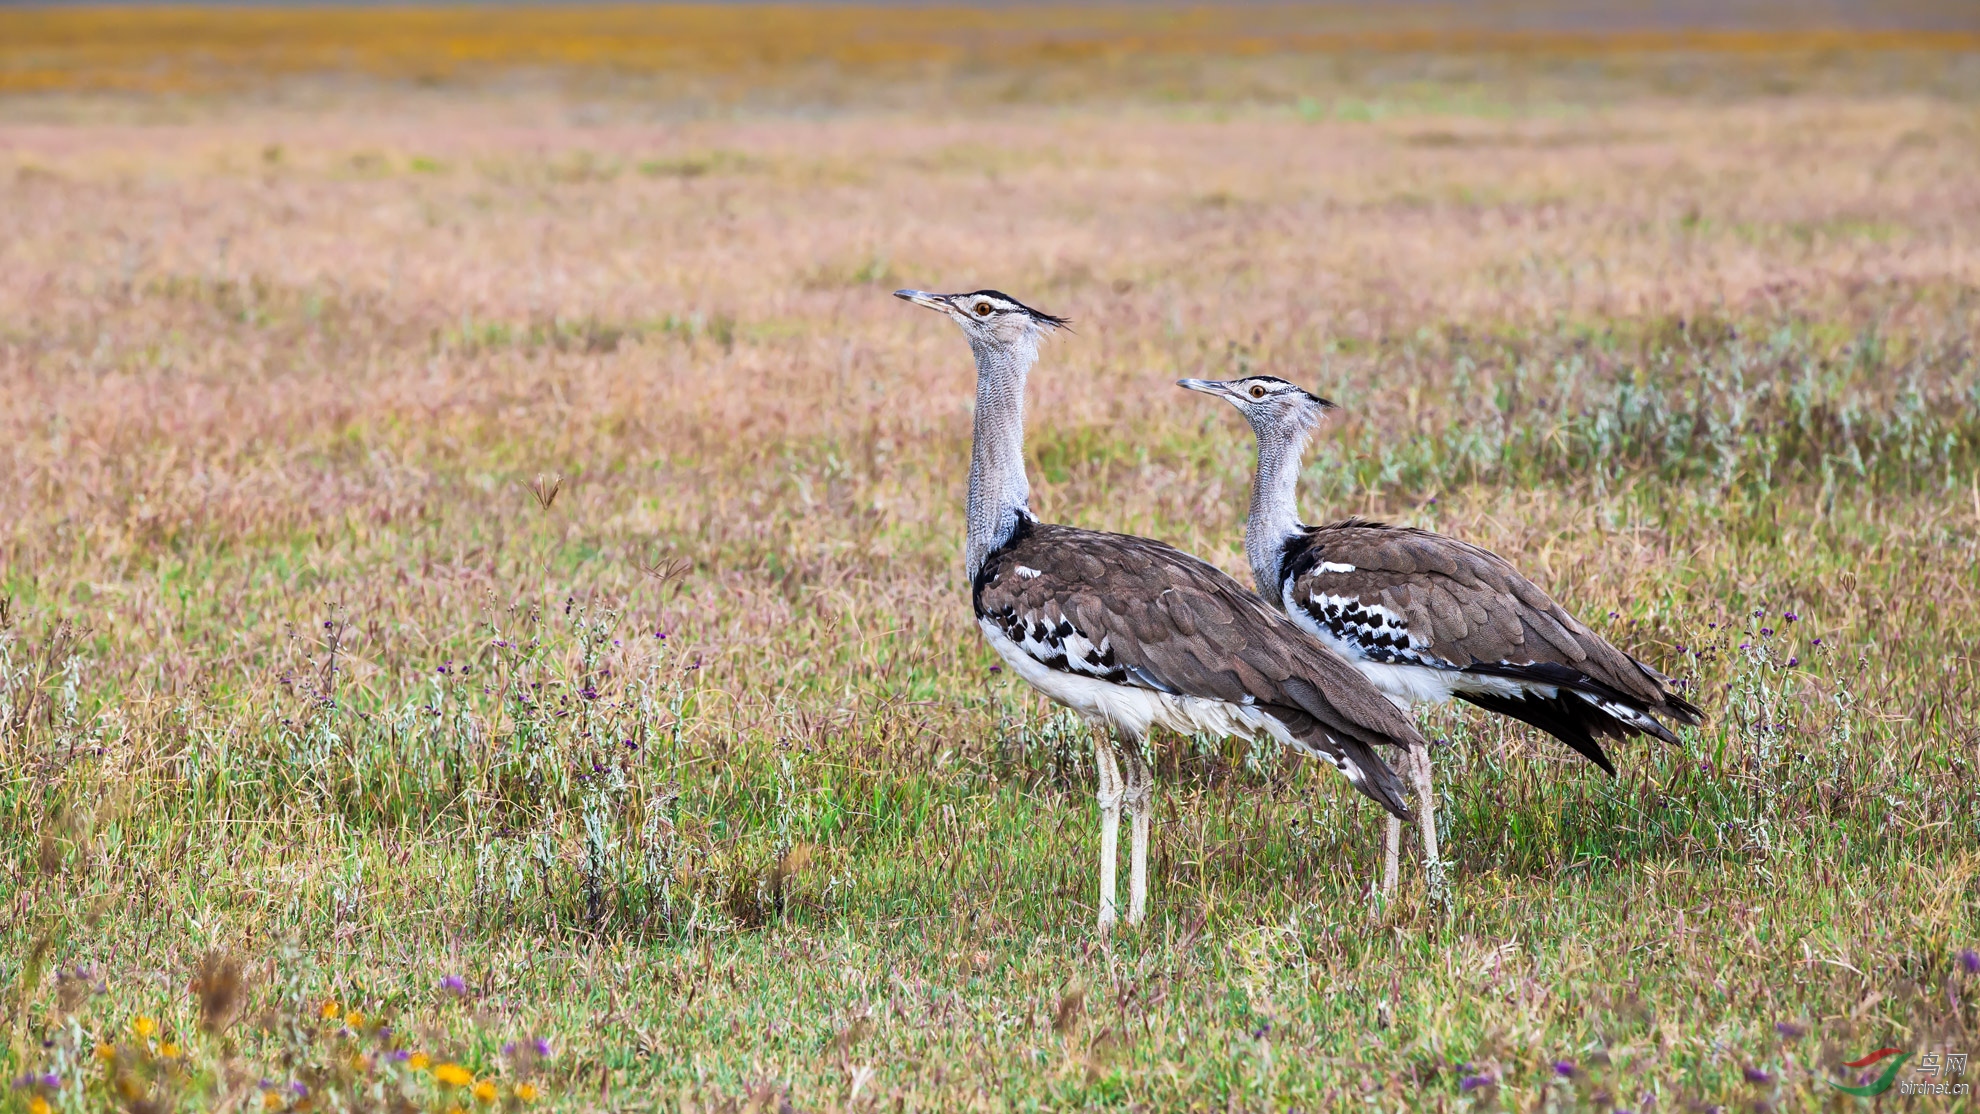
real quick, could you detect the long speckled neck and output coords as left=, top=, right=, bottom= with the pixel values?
left=1243, top=415, right=1312, bottom=598
left=964, top=332, right=1040, bottom=581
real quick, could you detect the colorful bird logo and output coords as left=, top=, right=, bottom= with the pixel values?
left=1829, top=1048, right=1911, bottom=1096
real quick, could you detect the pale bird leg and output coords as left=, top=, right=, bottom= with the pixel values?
left=1382, top=814, right=1401, bottom=899
left=1121, top=740, right=1153, bottom=926
left=1414, top=740, right=1445, bottom=908
left=1094, top=734, right=1124, bottom=933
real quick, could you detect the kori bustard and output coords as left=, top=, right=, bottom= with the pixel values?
left=896, top=289, right=1426, bottom=932
left=1180, top=375, right=1702, bottom=897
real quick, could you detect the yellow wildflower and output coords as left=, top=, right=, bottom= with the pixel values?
left=132, top=1015, right=158, bottom=1039
left=160, top=1041, right=181, bottom=1058
left=95, top=1042, right=116, bottom=1063
left=514, top=1082, right=540, bottom=1102
left=349, top=1053, right=368, bottom=1071
left=319, top=1001, right=340, bottom=1019
left=432, top=1063, right=473, bottom=1087
left=262, top=1092, right=283, bottom=1111
left=471, top=1080, right=498, bottom=1104
left=30, top=1097, right=52, bottom=1114
left=344, top=1010, right=364, bottom=1028
left=407, top=1052, right=431, bottom=1071
left=445, top=1108, right=466, bottom=1114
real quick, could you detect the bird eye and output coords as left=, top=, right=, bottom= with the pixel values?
left=975, top=303, right=993, bottom=316
left=1249, top=385, right=1267, bottom=399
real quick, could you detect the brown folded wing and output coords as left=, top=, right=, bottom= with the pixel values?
left=974, top=520, right=1427, bottom=817
left=1285, top=518, right=1699, bottom=724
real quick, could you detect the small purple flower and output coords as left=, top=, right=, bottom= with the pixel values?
left=1553, top=1060, right=1575, bottom=1077
left=502, top=1041, right=517, bottom=1057
left=1743, top=1066, right=1772, bottom=1084
left=1784, top=612, right=1797, bottom=623
left=388, top=1049, right=411, bottom=1063
left=1460, top=1074, right=1495, bottom=1092
left=290, top=1082, right=310, bottom=1097
left=259, top=1079, right=277, bottom=1090
left=1251, top=1021, right=1272, bottom=1039
left=1786, top=657, right=1798, bottom=667
left=1811, top=637, right=1822, bottom=646
left=1739, top=641, right=1751, bottom=650
left=11, top=1076, right=33, bottom=1091
left=533, top=1038, right=553, bottom=1057
left=40, top=1074, right=59, bottom=1090
left=1959, top=948, right=1980, bottom=974
left=989, top=665, right=1002, bottom=673
left=440, top=975, right=468, bottom=993
left=1760, top=627, right=1773, bottom=636
left=1775, top=1021, right=1805, bottom=1038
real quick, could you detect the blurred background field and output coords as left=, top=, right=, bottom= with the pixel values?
left=2, top=4, right=1978, bottom=1113
left=6, top=2, right=1980, bottom=106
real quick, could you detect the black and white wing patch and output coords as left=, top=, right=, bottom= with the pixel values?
left=1294, top=588, right=1449, bottom=669
left=983, top=598, right=1177, bottom=694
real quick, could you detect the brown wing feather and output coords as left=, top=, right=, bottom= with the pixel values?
left=1287, top=520, right=1699, bottom=723
left=975, top=521, right=1427, bottom=817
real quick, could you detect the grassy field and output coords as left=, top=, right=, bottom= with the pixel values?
left=3, top=9, right=1979, bottom=1112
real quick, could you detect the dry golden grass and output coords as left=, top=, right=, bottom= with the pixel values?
left=2, top=18, right=1978, bottom=1113
left=5, top=4, right=1980, bottom=97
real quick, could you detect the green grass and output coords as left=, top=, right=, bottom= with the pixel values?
left=6, top=307, right=1977, bottom=1111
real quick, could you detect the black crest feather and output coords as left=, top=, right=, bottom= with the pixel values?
left=963, top=289, right=1071, bottom=329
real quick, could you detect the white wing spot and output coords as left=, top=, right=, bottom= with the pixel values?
left=1015, top=566, right=1043, bottom=579
left=1337, top=752, right=1363, bottom=784
left=1318, top=561, right=1357, bottom=574
left=1578, top=692, right=1663, bottom=731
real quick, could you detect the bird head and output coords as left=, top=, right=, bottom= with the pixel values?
left=894, top=289, right=1070, bottom=352
left=1177, top=375, right=1336, bottom=438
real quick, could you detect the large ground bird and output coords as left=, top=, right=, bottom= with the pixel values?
left=897, top=288, right=1430, bottom=931
left=1180, top=374, right=1703, bottom=896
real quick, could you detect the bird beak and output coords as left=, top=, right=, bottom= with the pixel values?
left=1176, top=378, right=1236, bottom=401
left=893, top=289, right=951, bottom=313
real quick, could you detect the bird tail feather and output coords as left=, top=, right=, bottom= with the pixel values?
left=1332, top=736, right=1414, bottom=823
